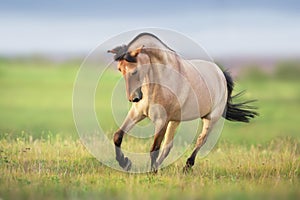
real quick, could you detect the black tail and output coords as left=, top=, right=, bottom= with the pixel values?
left=223, top=71, right=258, bottom=123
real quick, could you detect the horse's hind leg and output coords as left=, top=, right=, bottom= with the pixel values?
left=183, top=117, right=217, bottom=172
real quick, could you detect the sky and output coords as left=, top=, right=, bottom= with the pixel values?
left=1, top=0, right=300, bottom=58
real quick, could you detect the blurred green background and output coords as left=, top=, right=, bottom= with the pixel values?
left=0, top=57, right=299, bottom=145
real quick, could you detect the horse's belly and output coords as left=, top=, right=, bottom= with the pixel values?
left=167, top=90, right=211, bottom=121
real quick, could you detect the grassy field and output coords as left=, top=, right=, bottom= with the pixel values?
left=0, top=58, right=299, bottom=199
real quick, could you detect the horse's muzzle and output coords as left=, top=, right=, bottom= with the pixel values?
left=129, top=88, right=143, bottom=103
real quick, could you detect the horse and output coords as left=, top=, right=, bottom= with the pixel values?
left=108, top=32, right=258, bottom=172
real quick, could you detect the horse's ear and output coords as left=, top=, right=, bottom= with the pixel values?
left=130, top=45, right=144, bottom=57
left=107, top=49, right=116, bottom=54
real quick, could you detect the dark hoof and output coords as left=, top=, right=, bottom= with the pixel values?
left=150, top=162, right=158, bottom=173
left=123, top=157, right=132, bottom=171
left=117, top=157, right=132, bottom=171
left=151, top=167, right=158, bottom=174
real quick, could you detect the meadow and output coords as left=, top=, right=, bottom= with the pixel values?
left=0, top=58, right=299, bottom=199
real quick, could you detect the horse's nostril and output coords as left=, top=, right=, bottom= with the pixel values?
left=130, top=89, right=143, bottom=103
left=132, top=97, right=140, bottom=102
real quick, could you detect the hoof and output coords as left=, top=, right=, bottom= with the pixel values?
left=123, top=157, right=132, bottom=171
left=150, top=162, right=158, bottom=173
left=151, top=167, right=158, bottom=174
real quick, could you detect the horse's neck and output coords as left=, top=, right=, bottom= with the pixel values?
left=140, top=64, right=160, bottom=100
left=143, top=55, right=185, bottom=99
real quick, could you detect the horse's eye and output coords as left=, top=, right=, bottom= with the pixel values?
left=131, top=70, right=137, bottom=75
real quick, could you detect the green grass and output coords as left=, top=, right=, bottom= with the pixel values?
left=0, top=136, right=299, bottom=200
left=0, top=59, right=299, bottom=199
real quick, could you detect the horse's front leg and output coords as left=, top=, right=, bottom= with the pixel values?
left=114, top=108, right=145, bottom=171
left=150, top=120, right=169, bottom=173
left=156, top=121, right=180, bottom=167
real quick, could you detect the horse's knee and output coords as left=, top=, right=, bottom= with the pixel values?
left=113, top=129, right=124, bottom=147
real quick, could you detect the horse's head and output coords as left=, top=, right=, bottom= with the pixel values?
left=108, top=45, right=146, bottom=103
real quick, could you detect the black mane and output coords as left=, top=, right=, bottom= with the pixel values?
left=109, top=45, right=128, bottom=61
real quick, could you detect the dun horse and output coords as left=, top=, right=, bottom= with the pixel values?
left=108, top=33, right=258, bottom=172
